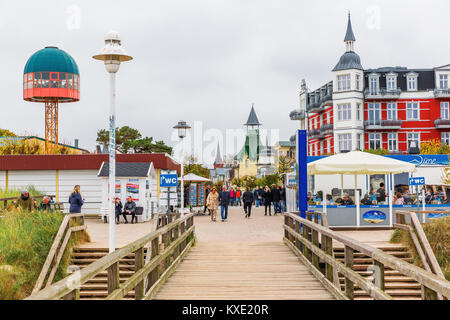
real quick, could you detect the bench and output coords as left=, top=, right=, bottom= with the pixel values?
left=103, top=206, right=144, bottom=223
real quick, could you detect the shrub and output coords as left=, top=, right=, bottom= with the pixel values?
left=0, top=211, right=87, bottom=299
left=390, top=216, right=450, bottom=280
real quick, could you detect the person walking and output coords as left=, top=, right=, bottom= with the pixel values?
left=219, top=186, right=231, bottom=222
left=280, top=184, right=286, bottom=213
left=229, top=187, right=235, bottom=207
left=69, top=185, right=84, bottom=213
left=263, top=186, right=272, bottom=216
left=204, top=185, right=211, bottom=215
left=206, top=187, right=219, bottom=221
left=123, top=196, right=137, bottom=224
left=271, top=184, right=281, bottom=215
left=235, top=187, right=242, bottom=207
left=242, top=187, right=254, bottom=218
left=253, top=186, right=260, bottom=207
left=115, top=197, right=123, bottom=224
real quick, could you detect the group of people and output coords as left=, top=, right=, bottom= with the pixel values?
left=12, top=190, right=54, bottom=213
left=114, top=196, right=138, bottom=224
left=204, top=184, right=287, bottom=222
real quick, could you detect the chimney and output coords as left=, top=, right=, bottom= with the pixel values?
left=74, top=138, right=79, bottom=148
left=96, top=145, right=102, bottom=153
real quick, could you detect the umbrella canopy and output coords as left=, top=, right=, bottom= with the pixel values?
left=307, top=151, right=416, bottom=175
left=182, top=173, right=211, bottom=182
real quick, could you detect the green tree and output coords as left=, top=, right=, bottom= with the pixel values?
left=364, top=148, right=390, bottom=155
left=277, top=156, right=294, bottom=182
left=96, top=126, right=172, bottom=154
left=0, top=129, right=16, bottom=137
left=183, top=156, right=210, bottom=179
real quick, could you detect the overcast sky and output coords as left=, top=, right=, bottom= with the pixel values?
left=1, top=0, right=449, bottom=164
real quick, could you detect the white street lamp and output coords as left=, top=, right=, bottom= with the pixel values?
left=93, top=31, right=132, bottom=253
left=173, top=120, right=191, bottom=216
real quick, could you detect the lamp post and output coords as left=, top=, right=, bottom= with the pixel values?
left=173, top=120, right=191, bottom=216
left=93, top=31, right=132, bottom=253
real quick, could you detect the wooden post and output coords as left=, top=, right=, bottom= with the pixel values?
left=323, top=235, right=333, bottom=282
left=423, top=286, right=438, bottom=300
left=147, top=237, right=160, bottom=290
left=344, top=246, right=354, bottom=299
left=294, top=220, right=301, bottom=251
left=134, top=247, right=145, bottom=300
left=107, top=262, right=120, bottom=294
left=312, top=227, right=320, bottom=270
left=302, top=220, right=311, bottom=261
left=180, top=221, right=186, bottom=251
left=63, top=288, right=80, bottom=300
left=373, top=260, right=385, bottom=291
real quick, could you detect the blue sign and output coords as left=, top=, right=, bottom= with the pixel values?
left=160, top=174, right=178, bottom=187
left=409, top=177, right=425, bottom=186
left=363, top=210, right=387, bottom=224
left=307, top=154, right=450, bottom=167
left=297, top=130, right=308, bottom=217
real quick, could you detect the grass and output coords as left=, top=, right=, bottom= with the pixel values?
left=390, top=216, right=450, bottom=280
left=0, top=211, right=89, bottom=299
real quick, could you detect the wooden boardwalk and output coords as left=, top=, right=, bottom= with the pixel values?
left=154, top=207, right=335, bottom=300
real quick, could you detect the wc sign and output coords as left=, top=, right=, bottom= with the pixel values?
left=160, top=174, right=178, bottom=187
left=409, top=177, right=425, bottom=186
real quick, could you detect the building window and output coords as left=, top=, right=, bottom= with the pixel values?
left=369, top=133, right=382, bottom=150
left=442, top=132, right=450, bottom=146
left=406, top=102, right=420, bottom=120
left=356, top=133, right=361, bottom=150
left=407, top=73, right=418, bottom=91
left=368, top=103, right=381, bottom=125
left=338, top=133, right=352, bottom=152
left=337, top=103, right=351, bottom=121
left=440, top=74, right=449, bottom=90
left=407, top=132, right=420, bottom=148
left=320, top=141, right=324, bottom=155
left=441, top=102, right=449, bottom=120
left=386, top=73, right=397, bottom=90
left=356, top=74, right=360, bottom=91
left=387, top=103, right=397, bottom=120
left=337, top=74, right=351, bottom=91
left=369, top=74, right=379, bottom=94
left=357, top=103, right=361, bottom=121
left=388, top=133, right=398, bottom=151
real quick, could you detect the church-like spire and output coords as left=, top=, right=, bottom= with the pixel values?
left=344, top=12, right=356, bottom=52
left=244, top=104, right=262, bottom=127
left=213, top=142, right=223, bottom=168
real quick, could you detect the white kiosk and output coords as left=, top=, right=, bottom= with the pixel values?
left=98, top=162, right=158, bottom=222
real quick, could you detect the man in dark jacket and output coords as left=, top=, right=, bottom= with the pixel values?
left=243, top=187, right=254, bottom=218
left=271, top=184, right=281, bottom=215
left=263, top=187, right=273, bottom=216
left=218, top=186, right=231, bottom=222
left=123, top=196, right=137, bottom=224
left=253, top=186, right=263, bottom=207
left=377, top=182, right=386, bottom=203
left=204, top=186, right=211, bottom=214
left=279, top=185, right=286, bottom=213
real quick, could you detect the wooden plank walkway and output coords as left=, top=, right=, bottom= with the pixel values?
left=154, top=241, right=335, bottom=300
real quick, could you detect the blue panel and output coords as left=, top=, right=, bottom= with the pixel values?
left=307, top=154, right=450, bottom=166
left=160, top=174, right=178, bottom=187
left=298, top=130, right=307, bottom=218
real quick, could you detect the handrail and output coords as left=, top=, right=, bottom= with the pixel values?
left=284, top=212, right=450, bottom=300
left=32, top=213, right=86, bottom=294
left=395, top=210, right=447, bottom=299
left=26, top=213, right=195, bottom=300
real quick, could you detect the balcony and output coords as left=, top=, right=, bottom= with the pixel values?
left=307, top=129, right=321, bottom=139
left=289, top=109, right=306, bottom=120
left=364, top=88, right=402, bottom=99
left=307, top=93, right=333, bottom=113
left=364, top=119, right=403, bottom=130
left=320, top=123, right=333, bottom=135
left=434, top=89, right=450, bottom=98
left=434, top=118, right=450, bottom=129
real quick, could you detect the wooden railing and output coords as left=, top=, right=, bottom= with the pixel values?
left=32, top=213, right=86, bottom=294
left=395, top=210, right=447, bottom=300
left=26, top=213, right=195, bottom=300
left=283, top=211, right=450, bottom=300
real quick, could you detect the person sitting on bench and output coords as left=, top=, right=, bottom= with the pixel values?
left=123, top=196, right=137, bottom=224
left=115, top=197, right=123, bottom=224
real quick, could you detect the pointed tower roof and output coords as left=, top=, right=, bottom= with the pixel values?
left=344, top=12, right=356, bottom=42
left=214, top=142, right=223, bottom=166
left=245, top=104, right=262, bottom=126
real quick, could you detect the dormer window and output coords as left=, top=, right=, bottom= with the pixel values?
left=386, top=73, right=398, bottom=91
left=440, top=74, right=448, bottom=89
left=407, top=72, right=418, bottom=91
left=368, top=73, right=380, bottom=95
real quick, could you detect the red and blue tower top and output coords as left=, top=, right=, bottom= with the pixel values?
left=23, top=46, right=80, bottom=102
